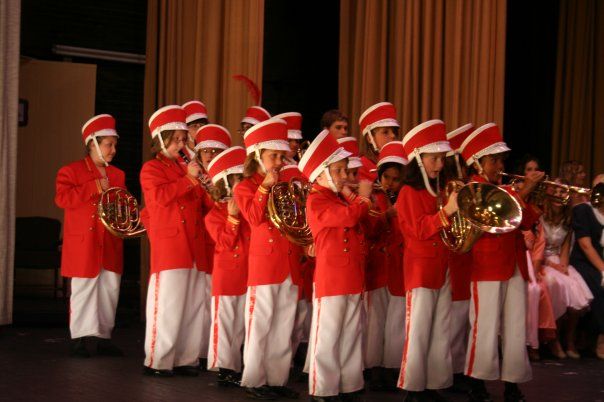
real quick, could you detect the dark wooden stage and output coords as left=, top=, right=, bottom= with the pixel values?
left=1, top=324, right=603, bottom=402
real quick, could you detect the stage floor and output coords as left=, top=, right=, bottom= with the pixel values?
left=1, top=325, right=603, bottom=402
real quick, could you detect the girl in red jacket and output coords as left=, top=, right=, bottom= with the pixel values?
left=300, top=129, right=373, bottom=401
left=203, top=146, right=249, bottom=386
left=234, top=117, right=302, bottom=399
left=396, top=120, right=458, bottom=401
left=459, top=123, right=543, bottom=402
left=141, top=105, right=212, bottom=377
left=357, top=102, right=399, bottom=182
left=55, top=114, right=125, bottom=358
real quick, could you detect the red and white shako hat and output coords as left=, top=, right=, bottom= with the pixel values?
left=82, top=114, right=119, bottom=166
left=241, top=106, right=271, bottom=126
left=273, top=112, right=303, bottom=140
left=402, top=119, right=450, bottom=196
left=243, top=117, right=290, bottom=154
left=148, top=105, right=188, bottom=153
left=207, top=146, right=246, bottom=185
left=460, top=123, right=510, bottom=166
left=377, top=141, right=408, bottom=168
left=299, top=129, right=351, bottom=191
left=279, top=164, right=305, bottom=183
left=337, top=137, right=363, bottom=169
left=194, top=124, right=231, bottom=151
left=182, top=100, right=208, bottom=124
left=446, top=123, right=474, bottom=157
left=359, top=102, right=400, bottom=151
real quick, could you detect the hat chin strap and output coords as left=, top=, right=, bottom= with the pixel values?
left=92, top=137, right=108, bottom=167
left=254, top=149, right=267, bottom=174
left=323, top=167, right=338, bottom=193
left=415, top=151, right=438, bottom=197
left=156, top=134, right=169, bottom=157
left=223, top=176, right=232, bottom=198
left=367, top=132, right=379, bottom=154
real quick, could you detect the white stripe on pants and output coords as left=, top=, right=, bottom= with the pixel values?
left=144, top=269, right=204, bottom=370
left=450, top=299, right=470, bottom=374
left=198, top=272, right=212, bottom=359
left=70, top=269, right=121, bottom=339
left=207, top=294, right=246, bottom=372
left=465, top=267, right=532, bottom=383
left=398, top=275, right=453, bottom=391
left=383, top=294, right=406, bottom=369
left=292, top=299, right=311, bottom=356
left=363, top=287, right=389, bottom=368
left=241, top=276, right=298, bottom=387
left=308, top=294, right=364, bottom=397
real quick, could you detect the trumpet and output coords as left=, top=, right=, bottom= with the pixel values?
left=499, top=171, right=591, bottom=205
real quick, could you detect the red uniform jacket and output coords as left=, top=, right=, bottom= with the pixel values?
left=358, top=156, right=378, bottom=182
left=204, top=202, right=250, bottom=296
left=365, top=192, right=390, bottom=291
left=140, top=154, right=212, bottom=274
left=233, top=173, right=302, bottom=286
left=306, top=184, right=370, bottom=297
left=449, top=252, right=473, bottom=301
left=55, top=157, right=124, bottom=278
left=469, top=174, right=541, bottom=282
left=387, top=197, right=405, bottom=297
left=395, top=185, right=449, bottom=291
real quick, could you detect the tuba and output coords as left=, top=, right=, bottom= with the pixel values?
left=267, top=177, right=313, bottom=246
left=440, top=181, right=523, bottom=253
left=98, top=187, right=146, bottom=238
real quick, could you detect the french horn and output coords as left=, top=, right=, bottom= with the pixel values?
left=98, top=187, right=146, bottom=239
left=267, top=177, right=313, bottom=247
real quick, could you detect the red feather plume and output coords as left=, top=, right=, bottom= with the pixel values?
left=233, top=74, right=261, bottom=105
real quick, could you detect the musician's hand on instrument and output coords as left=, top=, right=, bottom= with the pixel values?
left=341, top=185, right=353, bottom=199
left=227, top=198, right=240, bottom=216
left=443, top=190, right=459, bottom=216
left=357, top=180, right=373, bottom=198
left=187, top=161, right=202, bottom=177
left=100, top=177, right=110, bottom=191
left=523, top=171, right=545, bottom=193
left=262, top=169, right=279, bottom=188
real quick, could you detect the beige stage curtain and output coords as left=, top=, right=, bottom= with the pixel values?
left=340, top=0, right=507, bottom=136
left=141, top=0, right=264, bottom=315
left=0, top=0, right=20, bottom=325
left=551, top=0, right=604, bottom=180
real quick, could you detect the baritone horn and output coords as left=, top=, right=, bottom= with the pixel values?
left=98, top=187, right=146, bottom=239
left=440, top=181, right=523, bottom=253
left=267, top=177, right=313, bottom=246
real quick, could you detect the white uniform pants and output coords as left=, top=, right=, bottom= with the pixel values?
left=465, top=267, right=532, bottom=383
left=207, top=294, right=246, bottom=372
left=383, top=294, right=406, bottom=369
left=198, top=272, right=212, bottom=359
left=398, top=276, right=452, bottom=391
left=363, top=287, right=389, bottom=368
left=308, top=294, right=364, bottom=397
left=70, top=269, right=121, bottom=339
left=144, top=269, right=204, bottom=370
left=241, top=276, right=298, bottom=387
left=292, top=299, right=311, bottom=357
left=450, top=299, right=470, bottom=373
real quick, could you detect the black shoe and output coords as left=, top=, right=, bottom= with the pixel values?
left=70, top=337, right=90, bottom=358
left=448, top=373, right=472, bottom=394
left=246, top=386, right=277, bottom=400
left=96, top=338, right=124, bottom=357
left=217, top=368, right=241, bottom=387
left=467, top=378, right=492, bottom=402
left=504, top=383, right=526, bottom=402
left=368, top=367, right=387, bottom=391
left=269, top=386, right=300, bottom=399
left=143, top=366, right=174, bottom=377
left=404, top=391, right=430, bottom=402
left=173, top=365, right=200, bottom=376
left=310, top=396, right=341, bottom=402
left=198, top=358, right=208, bottom=371
left=340, top=390, right=364, bottom=401
left=425, top=389, right=449, bottom=402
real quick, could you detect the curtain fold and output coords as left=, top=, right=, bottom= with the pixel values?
left=340, top=0, right=507, bottom=136
left=0, top=0, right=20, bottom=325
left=551, top=0, right=604, bottom=180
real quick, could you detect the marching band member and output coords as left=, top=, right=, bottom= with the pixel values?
left=193, top=124, right=232, bottom=370
left=55, top=114, right=125, bottom=358
left=182, top=100, right=209, bottom=160
left=141, top=105, right=211, bottom=377
left=357, top=102, right=399, bottom=182
left=300, top=129, right=372, bottom=401
left=321, top=109, right=349, bottom=139
left=459, top=123, right=543, bottom=402
left=234, top=117, right=302, bottom=399
left=444, top=123, right=475, bottom=391
left=375, top=141, right=408, bottom=387
left=274, top=112, right=304, bottom=164
left=204, top=146, right=249, bottom=385
left=397, top=120, right=457, bottom=401
left=238, top=105, right=271, bottom=139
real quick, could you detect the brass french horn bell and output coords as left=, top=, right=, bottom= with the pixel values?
left=267, top=177, right=313, bottom=247
left=98, top=187, right=146, bottom=238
